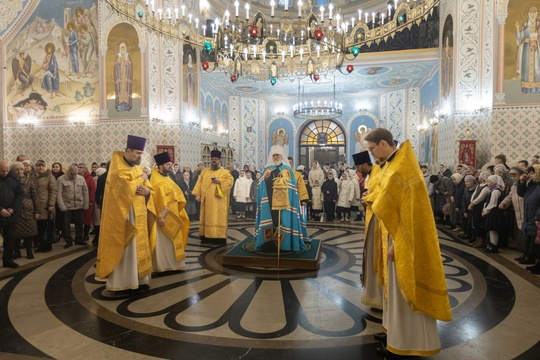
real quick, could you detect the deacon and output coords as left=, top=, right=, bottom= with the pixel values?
left=192, top=150, right=233, bottom=243
left=96, top=135, right=156, bottom=292
left=255, top=145, right=310, bottom=252
left=352, top=150, right=383, bottom=312
left=362, top=128, right=452, bottom=358
left=150, top=151, right=190, bottom=272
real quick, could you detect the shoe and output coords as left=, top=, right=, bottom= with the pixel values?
left=13, top=250, right=21, bottom=259
left=452, top=227, right=462, bottom=232
left=36, top=246, right=52, bottom=253
left=236, top=215, right=242, bottom=219
left=64, top=241, right=73, bottom=249
left=376, top=346, right=416, bottom=359
left=241, top=214, right=245, bottom=219
left=519, top=257, right=536, bottom=265
left=515, top=254, right=527, bottom=261
left=373, top=332, right=387, bottom=343
left=525, top=263, right=540, bottom=271
left=74, top=240, right=87, bottom=245
left=27, top=254, right=34, bottom=259
left=3, top=261, right=20, bottom=269
left=530, top=266, right=540, bottom=275
left=485, top=245, right=499, bottom=253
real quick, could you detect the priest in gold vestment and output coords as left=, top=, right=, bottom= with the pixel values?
left=363, top=128, right=452, bottom=358
left=96, top=135, right=156, bottom=292
left=192, top=150, right=233, bottom=243
left=150, top=152, right=190, bottom=272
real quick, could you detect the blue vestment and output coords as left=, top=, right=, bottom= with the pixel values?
left=255, top=163, right=310, bottom=252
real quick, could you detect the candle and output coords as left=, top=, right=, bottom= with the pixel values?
left=230, top=44, right=234, bottom=57
left=382, top=12, right=385, bottom=25
left=195, top=18, right=199, bottom=28
left=234, top=1, right=239, bottom=17
left=316, top=45, right=320, bottom=58
left=320, top=6, right=324, bottom=22
left=351, top=17, right=355, bottom=28
left=298, top=1, right=302, bottom=17
left=262, top=50, right=266, bottom=63
left=181, top=4, right=185, bottom=16
left=245, top=4, right=250, bottom=20
left=329, top=4, right=333, bottom=20
left=358, top=9, right=362, bottom=21
left=281, top=50, right=285, bottom=63
left=300, top=48, right=303, bottom=62
left=158, top=8, right=162, bottom=20
left=270, top=0, right=275, bottom=17
left=336, top=13, right=340, bottom=29
left=270, top=24, right=273, bottom=34
left=224, top=10, right=230, bottom=25
left=395, top=0, right=398, bottom=10
left=175, top=8, right=178, bottom=19
left=388, top=5, right=391, bottom=17
left=285, top=0, right=288, bottom=11
left=365, top=13, right=368, bottom=23
left=372, top=12, right=375, bottom=25
left=244, top=48, right=248, bottom=60
left=290, top=45, right=293, bottom=58
left=188, top=13, right=192, bottom=23
left=167, top=8, right=171, bottom=19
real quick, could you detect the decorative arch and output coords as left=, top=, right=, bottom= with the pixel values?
left=298, top=119, right=347, bottom=167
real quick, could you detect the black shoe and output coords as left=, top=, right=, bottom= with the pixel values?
left=531, top=266, right=540, bottom=275
left=74, top=240, right=87, bottom=245
left=376, top=346, right=417, bottom=359
left=373, top=332, right=387, bottom=344
left=485, top=245, right=499, bottom=253
left=515, top=254, right=527, bottom=261
left=64, top=241, right=73, bottom=249
left=3, top=261, right=20, bottom=269
left=13, top=250, right=21, bottom=259
left=27, top=254, right=34, bottom=260
left=36, top=246, right=52, bottom=253
left=526, top=263, right=540, bottom=271
left=519, top=257, right=536, bottom=265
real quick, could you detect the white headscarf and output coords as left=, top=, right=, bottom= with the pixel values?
left=266, top=145, right=289, bottom=167
left=487, top=175, right=505, bottom=190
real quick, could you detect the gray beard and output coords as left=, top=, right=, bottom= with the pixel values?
left=211, top=164, right=219, bottom=170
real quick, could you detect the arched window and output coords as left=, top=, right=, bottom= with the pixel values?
left=299, top=119, right=345, bottom=145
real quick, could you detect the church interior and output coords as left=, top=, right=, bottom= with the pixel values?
left=1, top=0, right=540, bottom=359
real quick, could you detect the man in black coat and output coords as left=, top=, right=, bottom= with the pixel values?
left=0, top=161, right=24, bottom=268
left=177, top=170, right=197, bottom=220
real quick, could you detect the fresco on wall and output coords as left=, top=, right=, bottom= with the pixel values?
left=504, top=1, right=540, bottom=101
left=106, top=23, right=140, bottom=116
left=419, top=70, right=440, bottom=165
left=5, top=0, right=99, bottom=121
left=183, top=44, right=198, bottom=117
left=441, top=15, right=453, bottom=103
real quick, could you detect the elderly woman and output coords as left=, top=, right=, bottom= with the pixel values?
left=500, top=167, right=526, bottom=251
left=11, top=162, right=39, bottom=259
left=468, top=171, right=491, bottom=248
left=34, top=160, right=57, bottom=252
left=460, top=175, right=478, bottom=242
left=482, top=175, right=505, bottom=253
left=516, top=165, right=540, bottom=273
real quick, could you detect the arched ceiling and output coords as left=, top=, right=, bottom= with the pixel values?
left=202, top=48, right=439, bottom=98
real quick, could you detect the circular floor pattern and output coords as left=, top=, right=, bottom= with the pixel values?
left=2, top=221, right=529, bottom=360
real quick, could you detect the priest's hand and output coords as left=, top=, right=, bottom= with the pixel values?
left=157, top=217, right=165, bottom=227
left=263, top=168, right=272, bottom=179
left=136, top=185, right=150, bottom=196
left=141, top=173, right=148, bottom=181
left=196, top=195, right=201, bottom=202
left=388, top=244, right=395, bottom=262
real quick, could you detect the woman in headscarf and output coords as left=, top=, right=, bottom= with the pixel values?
left=11, top=162, right=39, bottom=259
left=516, top=165, right=540, bottom=273
left=461, top=175, right=478, bottom=242
left=500, top=167, right=526, bottom=251
left=450, top=173, right=465, bottom=232
left=468, top=171, right=491, bottom=248
left=482, top=175, right=505, bottom=253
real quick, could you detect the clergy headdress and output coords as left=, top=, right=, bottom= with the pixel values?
left=126, top=135, right=146, bottom=151
left=352, top=151, right=372, bottom=166
left=210, top=150, right=222, bottom=159
left=154, top=152, right=172, bottom=166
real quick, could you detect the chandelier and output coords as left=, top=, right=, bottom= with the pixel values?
left=105, top=0, right=441, bottom=85
left=293, top=75, right=342, bottom=119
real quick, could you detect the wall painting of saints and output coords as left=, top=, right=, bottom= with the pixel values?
left=183, top=44, right=198, bottom=118
left=106, top=23, right=140, bottom=116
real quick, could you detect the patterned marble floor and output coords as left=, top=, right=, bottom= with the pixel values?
left=1, top=217, right=540, bottom=360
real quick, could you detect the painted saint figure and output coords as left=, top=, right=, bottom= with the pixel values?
left=516, top=6, right=540, bottom=93
left=186, top=52, right=195, bottom=114
left=41, top=42, right=60, bottom=98
left=12, top=51, right=34, bottom=92
left=114, top=43, right=133, bottom=111
left=78, top=24, right=95, bottom=77
left=66, top=22, right=79, bottom=77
